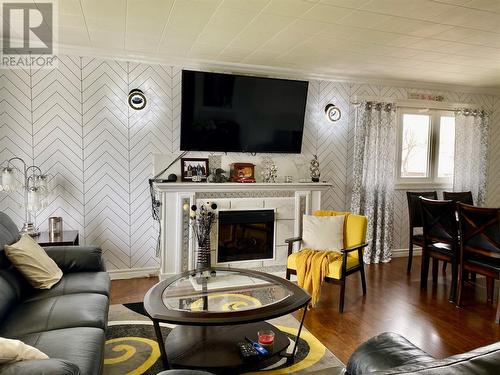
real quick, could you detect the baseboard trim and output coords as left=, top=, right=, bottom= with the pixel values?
left=392, top=247, right=422, bottom=258
left=108, top=267, right=160, bottom=280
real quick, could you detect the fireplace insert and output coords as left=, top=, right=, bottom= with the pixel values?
left=217, top=209, right=275, bottom=263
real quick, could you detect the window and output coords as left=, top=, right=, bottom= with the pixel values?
left=396, top=109, right=455, bottom=186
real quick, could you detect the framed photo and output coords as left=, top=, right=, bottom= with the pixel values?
left=181, top=158, right=209, bottom=182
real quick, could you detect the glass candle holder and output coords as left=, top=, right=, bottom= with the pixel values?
left=257, top=330, right=275, bottom=351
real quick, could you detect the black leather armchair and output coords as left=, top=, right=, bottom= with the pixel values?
left=0, top=212, right=110, bottom=375
left=346, top=332, right=500, bottom=374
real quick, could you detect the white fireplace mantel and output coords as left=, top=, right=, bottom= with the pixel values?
left=154, top=182, right=331, bottom=279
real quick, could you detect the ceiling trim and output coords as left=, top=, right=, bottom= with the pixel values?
left=58, top=44, right=500, bottom=96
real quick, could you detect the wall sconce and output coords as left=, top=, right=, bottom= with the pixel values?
left=128, top=89, right=147, bottom=110
left=325, top=104, right=341, bottom=122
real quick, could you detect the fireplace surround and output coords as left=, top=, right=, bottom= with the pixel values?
left=153, top=182, right=331, bottom=279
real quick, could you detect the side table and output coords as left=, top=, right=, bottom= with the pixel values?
left=36, top=230, right=80, bottom=247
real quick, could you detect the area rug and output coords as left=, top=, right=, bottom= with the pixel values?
left=104, top=303, right=344, bottom=374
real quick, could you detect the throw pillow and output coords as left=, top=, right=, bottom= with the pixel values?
left=0, top=337, right=48, bottom=364
left=302, top=215, right=344, bottom=251
left=5, top=234, right=63, bottom=289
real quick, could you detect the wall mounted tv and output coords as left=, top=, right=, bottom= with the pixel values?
left=180, top=70, right=309, bottom=154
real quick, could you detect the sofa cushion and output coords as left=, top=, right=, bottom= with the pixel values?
left=5, top=234, right=63, bottom=289
left=17, top=327, right=104, bottom=375
left=0, top=212, right=20, bottom=250
left=346, top=332, right=435, bottom=375
left=0, top=293, right=108, bottom=337
left=0, top=358, right=80, bottom=375
left=24, top=272, right=110, bottom=302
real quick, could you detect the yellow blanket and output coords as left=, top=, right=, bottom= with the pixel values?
left=296, top=249, right=342, bottom=307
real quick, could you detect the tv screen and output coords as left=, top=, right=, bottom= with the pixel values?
left=180, top=70, right=308, bottom=153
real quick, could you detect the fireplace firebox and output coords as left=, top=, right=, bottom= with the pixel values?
left=217, top=209, right=275, bottom=263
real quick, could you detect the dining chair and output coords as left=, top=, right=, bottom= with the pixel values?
left=406, top=191, right=438, bottom=274
left=457, top=203, right=500, bottom=323
left=443, top=191, right=474, bottom=205
left=420, top=197, right=460, bottom=303
left=441, top=191, right=474, bottom=275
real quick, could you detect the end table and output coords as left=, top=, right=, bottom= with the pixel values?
left=36, top=230, right=79, bottom=247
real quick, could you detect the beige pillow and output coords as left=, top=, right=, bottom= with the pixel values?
left=302, top=215, right=344, bottom=251
left=0, top=337, right=48, bottom=364
left=5, top=234, right=63, bottom=289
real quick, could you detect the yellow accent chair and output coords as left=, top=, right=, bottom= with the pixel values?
left=285, top=210, right=368, bottom=312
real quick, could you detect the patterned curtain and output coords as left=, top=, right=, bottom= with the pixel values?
left=350, top=102, right=397, bottom=264
left=453, top=109, right=489, bottom=206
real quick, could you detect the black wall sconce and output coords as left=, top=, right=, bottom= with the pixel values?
left=325, top=103, right=341, bottom=122
left=128, top=89, right=147, bottom=110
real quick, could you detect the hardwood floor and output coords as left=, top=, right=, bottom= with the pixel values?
left=110, top=256, right=500, bottom=364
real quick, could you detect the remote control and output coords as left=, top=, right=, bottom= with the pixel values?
left=237, top=342, right=259, bottom=359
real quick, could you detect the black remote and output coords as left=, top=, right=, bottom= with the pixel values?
left=237, top=342, right=259, bottom=359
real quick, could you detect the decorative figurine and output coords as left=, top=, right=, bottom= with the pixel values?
left=310, top=155, right=320, bottom=182
left=261, top=157, right=278, bottom=183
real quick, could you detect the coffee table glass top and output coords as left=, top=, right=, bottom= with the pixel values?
left=162, top=269, right=293, bottom=313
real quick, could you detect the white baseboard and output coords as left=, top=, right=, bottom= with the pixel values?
left=392, top=247, right=422, bottom=258
left=108, top=267, right=160, bottom=280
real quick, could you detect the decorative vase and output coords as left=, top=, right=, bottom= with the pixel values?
left=196, top=237, right=211, bottom=269
left=310, top=155, right=320, bottom=182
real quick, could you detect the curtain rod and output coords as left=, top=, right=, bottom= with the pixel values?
left=350, top=95, right=476, bottom=111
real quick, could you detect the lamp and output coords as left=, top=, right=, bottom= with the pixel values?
left=0, top=157, right=50, bottom=236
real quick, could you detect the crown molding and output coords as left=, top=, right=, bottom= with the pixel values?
left=58, top=44, right=500, bottom=96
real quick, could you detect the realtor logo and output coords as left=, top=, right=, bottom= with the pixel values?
left=1, top=1, right=57, bottom=68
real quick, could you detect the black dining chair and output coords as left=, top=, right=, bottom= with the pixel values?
left=442, top=191, right=474, bottom=276
left=443, top=191, right=474, bottom=205
left=420, top=197, right=460, bottom=303
left=457, top=203, right=500, bottom=322
left=406, top=191, right=438, bottom=274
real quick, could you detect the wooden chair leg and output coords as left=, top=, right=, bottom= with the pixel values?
left=487, top=277, right=494, bottom=303
left=339, top=280, right=345, bottom=313
left=285, top=268, right=291, bottom=280
left=457, top=262, right=465, bottom=307
left=432, top=258, right=439, bottom=284
left=360, top=267, right=367, bottom=295
left=496, top=287, right=500, bottom=324
left=407, top=242, right=413, bottom=274
left=449, top=259, right=458, bottom=303
left=442, top=262, right=447, bottom=273
left=420, top=251, right=430, bottom=290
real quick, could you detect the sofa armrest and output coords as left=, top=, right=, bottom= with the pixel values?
left=0, top=359, right=80, bottom=375
left=346, top=332, right=435, bottom=375
left=44, top=246, right=106, bottom=273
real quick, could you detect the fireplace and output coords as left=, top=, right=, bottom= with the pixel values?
left=217, top=209, right=275, bottom=263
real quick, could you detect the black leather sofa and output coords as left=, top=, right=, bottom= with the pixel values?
left=0, top=212, right=110, bottom=375
left=346, top=332, right=500, bottom=374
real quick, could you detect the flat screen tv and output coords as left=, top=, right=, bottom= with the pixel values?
left=180, top=70, right=308, bottom=153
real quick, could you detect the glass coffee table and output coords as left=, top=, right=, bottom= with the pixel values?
left=144, top=268, right=311, bottom=373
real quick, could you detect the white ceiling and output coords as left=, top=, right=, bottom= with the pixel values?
left=33, top=0, right=500, bottom=89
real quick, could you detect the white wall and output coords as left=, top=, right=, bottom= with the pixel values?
left=1, top=55, right=499, bottom=271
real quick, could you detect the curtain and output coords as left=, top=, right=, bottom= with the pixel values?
left=453, top=109, right=489, bottom=206
left=351, top=102, right=397, bottom=264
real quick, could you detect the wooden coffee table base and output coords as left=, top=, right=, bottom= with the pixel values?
left=164, top=322, right=290, bottom=372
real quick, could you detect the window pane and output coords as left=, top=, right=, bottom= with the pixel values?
left=401, top=114, right=430, bottom=178
left=438, top=116, right=455, bottom=178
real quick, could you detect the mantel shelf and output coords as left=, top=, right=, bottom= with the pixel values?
left=154, top=182, right=332, bottom=192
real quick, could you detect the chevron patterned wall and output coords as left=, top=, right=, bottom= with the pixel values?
left=1, top=55, right=499, bottom=271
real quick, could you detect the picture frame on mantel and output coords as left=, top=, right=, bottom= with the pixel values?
left=181, top=158, right=209, bottom=182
